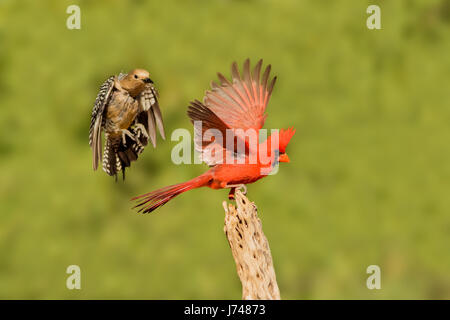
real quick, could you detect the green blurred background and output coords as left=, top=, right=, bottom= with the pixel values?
left=0, top=0, right=449, bottom=299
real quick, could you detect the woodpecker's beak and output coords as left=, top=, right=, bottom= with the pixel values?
left=279, top=153, right=290, bottom=163
left=144, top=77, right=153, bottom=84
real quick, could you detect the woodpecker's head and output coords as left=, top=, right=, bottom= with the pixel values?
left=121, top=69, right=153, bottom=97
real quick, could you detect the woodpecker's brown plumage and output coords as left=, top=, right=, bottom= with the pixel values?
left=89, top=69, right=165, bottom=180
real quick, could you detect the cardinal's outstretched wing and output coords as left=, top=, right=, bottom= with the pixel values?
left=187, top=59, right=277, bottom=166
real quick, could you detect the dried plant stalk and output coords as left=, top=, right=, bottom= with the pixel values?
left=223, top=190, right=281, bottom=300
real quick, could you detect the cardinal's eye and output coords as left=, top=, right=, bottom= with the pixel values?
left=134, top=75, right=138, bottom=79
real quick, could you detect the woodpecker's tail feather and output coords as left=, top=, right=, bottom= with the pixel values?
left=103, top=129, right=148, bottom=181
left=132, top=173, right=212, bottom=213
left=102, top=135, right=122, bottom=179
left=116, top=129, right=147, bottom=180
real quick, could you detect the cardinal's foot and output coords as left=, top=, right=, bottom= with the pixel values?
left=226, top=184, right=247, bottom=196
left=239, top=184, right=247, bottom=195
left=228, top=188, right=236, bottom=200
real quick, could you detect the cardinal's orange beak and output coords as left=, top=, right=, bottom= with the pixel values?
left=279, top=153, right=290, bottom=163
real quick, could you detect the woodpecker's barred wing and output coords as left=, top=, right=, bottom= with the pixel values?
left=89, top=76, right=115, bottom=171
left=139, top=84, right=165, bottom=148
left=187, top=59, right=276, bottom=166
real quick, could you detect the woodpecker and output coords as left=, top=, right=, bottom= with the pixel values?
left=89, top=69, right=165, bottom=180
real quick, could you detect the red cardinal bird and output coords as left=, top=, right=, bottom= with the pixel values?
left=133, top=59, right=295, bottom=213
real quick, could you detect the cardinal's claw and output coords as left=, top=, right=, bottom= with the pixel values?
left=239, top=184, right=247, bottom=195
left=228, top=187, right=236, bottom=200
left=225, top=184, right=247, bottom=196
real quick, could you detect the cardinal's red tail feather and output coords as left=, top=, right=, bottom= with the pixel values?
left=132, top=174, right=211, bottom=214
